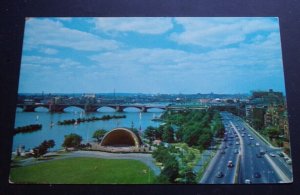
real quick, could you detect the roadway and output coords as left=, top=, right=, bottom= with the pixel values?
left=200, top=112, right=293, bottom=184
left=200, top=115, right=240, bottom=184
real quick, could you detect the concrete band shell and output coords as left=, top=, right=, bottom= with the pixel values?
left=100, top=128, right=140, bottom=147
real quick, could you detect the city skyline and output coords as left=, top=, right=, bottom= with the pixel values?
left=19, top=17, right=286, bottom=94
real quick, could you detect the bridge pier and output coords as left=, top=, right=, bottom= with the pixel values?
left=49, top=105, right=65, bottom=113
left=115, top=106, right=124, bottom=112
left=141, top=106, right=147, bottom=112
left=84, top=105, right=99, bottom=113
left=23, top=105, right=36, bottom=112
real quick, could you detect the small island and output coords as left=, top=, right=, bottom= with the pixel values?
left=57, top=115, right=126, bottom=125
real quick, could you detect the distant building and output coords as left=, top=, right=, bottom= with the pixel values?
left=250, top=89, right=284, bottom=105
left=246, top=105, right=267, bottom=130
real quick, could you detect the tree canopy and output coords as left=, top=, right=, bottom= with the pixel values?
left=62, top=133, right=82, bottom=148
left=92, top=129, right=107, bottom=142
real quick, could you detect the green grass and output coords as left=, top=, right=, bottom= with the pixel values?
left=10, top=157, right=156, bottom=184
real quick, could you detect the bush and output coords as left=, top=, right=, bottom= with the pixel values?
left=62, top=133, right=82, bottom=148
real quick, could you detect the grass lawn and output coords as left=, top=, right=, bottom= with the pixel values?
left=10, top=157, right=156, bottom=184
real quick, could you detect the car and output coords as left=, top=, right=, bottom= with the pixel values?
left=255, top=142, right=260, bottom=146
left=284, top=156, right=289, bottom=161
left=254, top=172, right=261, bottom=178
left=216, top=171, right=224, bottom=178
left=221, top=150, right=225, bottom=154
left=248, top=134, right=251, bottom=137
left=234, top=149, right=239, bottom=154
left=227, top=161, right=234, bottom=168
left=250, top=137, right=254, bottom=140
left=277, top=151, right=284, bottom=157
left=259, top=150, right=265, bottom=155
left=241, top=134, right=245, bottom=137
left=269, top=153, right=276, bottom=157
left=286, top=159, right=292, bottom=165
left=236, top=141, right=240, bottom=145
left=245, top=179, right=251, bottom=184
left=256, top=153, right=262, bottom=158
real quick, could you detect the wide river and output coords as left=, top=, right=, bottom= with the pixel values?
left=13, top=106, right=164, bottom=152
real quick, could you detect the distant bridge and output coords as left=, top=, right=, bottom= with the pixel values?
left=17, top=103, right=237, bottom=113
left=16, top=103, right=168, bottom=113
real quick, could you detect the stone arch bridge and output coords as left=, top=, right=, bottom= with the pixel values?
left=16, top=104, right=168, bottom=113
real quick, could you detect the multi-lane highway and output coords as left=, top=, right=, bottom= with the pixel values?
left=200, top=111, right=293, bottom=184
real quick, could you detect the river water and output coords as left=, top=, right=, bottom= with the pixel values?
left=13, top=106, right=164, bottom=151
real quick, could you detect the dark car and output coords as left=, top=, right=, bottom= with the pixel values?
left=254, top=172, right=261, bottom=178
left=256, top=153, right=262, bottom=158
left=221, top=150, right=225, bottom=154
left=216, top=171, right=224, bottom=178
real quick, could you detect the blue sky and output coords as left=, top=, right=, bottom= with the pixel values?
left=19, top=17, right=286, bottom=94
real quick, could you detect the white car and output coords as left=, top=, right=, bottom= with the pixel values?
left=255, top=142, right=260, bottom=146
left=250, top=137, right=254, bottom=140
left=245, top=179, right=251, bottom=184
left=269, top=153, right=276, bottom=157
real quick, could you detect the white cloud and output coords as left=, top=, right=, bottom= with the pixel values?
left=24, top=18, right=120, bottom=51
left=170, top=17, right=278, bottom=48
left=21, top=56, right=82, bottom=70
left=40, top=48, right=58, bottom=55
left=95, top=17, right=173, bottom=35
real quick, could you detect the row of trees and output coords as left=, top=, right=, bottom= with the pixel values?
left=152, top=145, right=197, bottom=184
left=57, top=115, right=126, bottom=125
left=14, top=124, right=42, bottom=135
left=145, top=110, right=224, bottom=150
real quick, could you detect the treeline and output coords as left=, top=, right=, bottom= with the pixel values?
left=145, top=110, right=224, bottom=150
left=14, top=124, right=42, bottom=135
left=57, top=115, right=126, bottom=125
left=153, top=145, right=197, bottom=184
left=174, top=110, right=224, bottom=150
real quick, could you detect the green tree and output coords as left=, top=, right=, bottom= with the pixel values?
left=92, top=129, right=107, bottom=143
left=33, top=139, right=55, bottom=158
left=62, top=133, right=82, bottom=148
left=162, top=125, right=175, bottom=143
left=160, top=154, right=179, bottom=183
left=265, top=126, right=281, bottom=139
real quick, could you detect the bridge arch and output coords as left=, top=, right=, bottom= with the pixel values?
left=63, top=106, right=85, bottom=112
left=147, top=107, right=165, bottom=112
left=34, top=106, right=49, bottom=112
left=97, top=106, right=117, bottom=112
left=123, top=106, right=142, bottom=112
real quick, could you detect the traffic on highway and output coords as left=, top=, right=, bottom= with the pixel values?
left=200, top=112, right=293, bottom=184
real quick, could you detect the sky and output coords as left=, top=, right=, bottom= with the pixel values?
left=18, top=17, right=286, bottom=94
